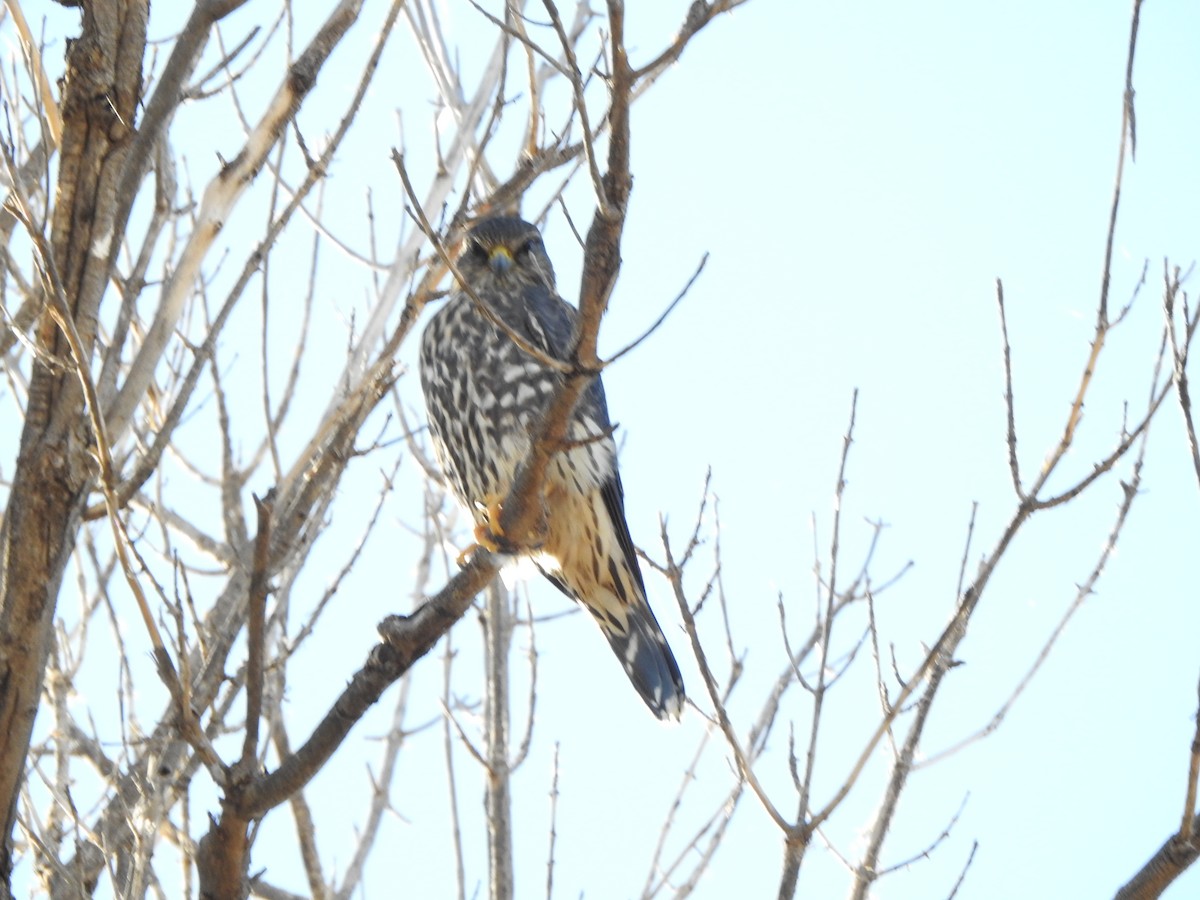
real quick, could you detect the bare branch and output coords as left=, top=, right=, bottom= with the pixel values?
left=107, top=0, right=366, bottom=440
left=545, top=742, right=561, bottom=900
left=995, top=279, right=1023, bottom=498
left=3, top=0, right=62, bottom=146
left=918, top=445, right=1145, bottom=771
left=603, top=253, right=708, bottom=367
left=542, top=0, right=608, bottom=216
left=238, top=494, right=272, bottom=775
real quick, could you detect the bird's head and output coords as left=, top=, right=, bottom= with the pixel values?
left=457, top=215, right=556, bottom=291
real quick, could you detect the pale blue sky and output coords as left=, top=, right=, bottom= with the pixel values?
left=10, top=1, right=1200, bottom=897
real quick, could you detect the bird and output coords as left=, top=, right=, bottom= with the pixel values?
left=418, top=215, right=686, bottom=720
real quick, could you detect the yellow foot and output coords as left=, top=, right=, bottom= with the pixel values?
left=456, top=492, right=551, bottom=564
left=454, top=495, right=510, bottom=566
left=472, top=522, right=503, bottom=553
left=475, top=494, right=506, bottom=546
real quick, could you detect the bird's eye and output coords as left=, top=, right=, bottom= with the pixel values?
left=517, top=238, right=541, bottom=258
left=468, top=240, right=489, bottom=262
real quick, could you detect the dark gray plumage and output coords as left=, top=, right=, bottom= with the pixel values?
left=418, top=215, right=685, bottom=720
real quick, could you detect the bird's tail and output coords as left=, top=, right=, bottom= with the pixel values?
left=538, top=485, right=687, bottom=720
left=597, top=600, right=686, bottom=721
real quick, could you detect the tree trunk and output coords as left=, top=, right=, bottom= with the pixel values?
left=0, top=0, right=147, bottom=887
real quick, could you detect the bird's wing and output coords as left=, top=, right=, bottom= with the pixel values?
left=517, top=283, right=574, bottom=354
left=520, top=284, right=647, bottom=597
left=599, top=468, right=650, bottom=598
left=536, top=470, right=647, bottom=601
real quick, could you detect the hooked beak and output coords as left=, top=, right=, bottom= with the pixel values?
left=488, top=245, right=514, bottom=275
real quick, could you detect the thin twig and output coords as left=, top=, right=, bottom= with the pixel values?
left=667, top=529, right=790, bottom=834
left=542, top=0, right=608, bottom=217
left=545, top=742, right=560, bottom=900
left=995, top=279, right=1024, bottom=498
left=603, top=252, right=708, bottom=367
left=238, top=494, right=273, bottom=776
left=3, top=0, right=62, bottom=145
left=877, top=792, right=970, bottom=877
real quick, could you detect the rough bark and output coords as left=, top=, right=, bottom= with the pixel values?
left=0, top=1, right=147, bottom=888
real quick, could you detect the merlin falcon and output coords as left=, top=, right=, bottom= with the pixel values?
left=418, top=215, right=686, bottom=720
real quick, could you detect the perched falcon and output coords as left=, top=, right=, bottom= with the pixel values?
left=418, top=215, right=686, bottom=720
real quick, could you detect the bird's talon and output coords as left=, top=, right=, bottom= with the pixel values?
left=475, top=495, right=506, bottom=536
left=472, top=522, right=506, bottom=554
left=464, top=494, right=514, bottom=554
left=455, top=530, right=508, bottom=565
